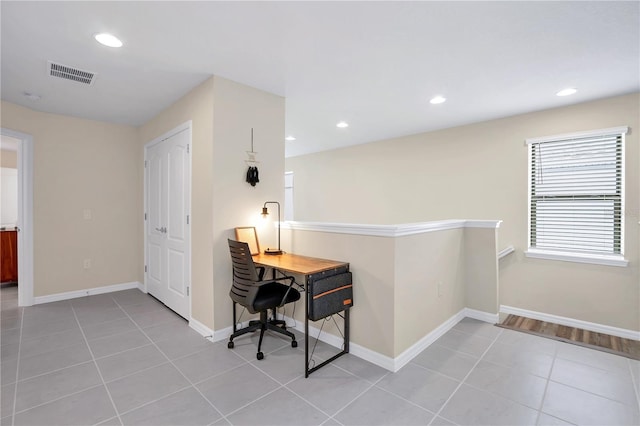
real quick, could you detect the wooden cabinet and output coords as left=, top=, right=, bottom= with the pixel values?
left=1, top=230, right=18, bottom=283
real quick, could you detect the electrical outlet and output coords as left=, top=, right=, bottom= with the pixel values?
left=437, top=281, right=443, bottom=298
left=83, top=209, right=92, bottom=220
left=83, top=259, right=91, bottom=269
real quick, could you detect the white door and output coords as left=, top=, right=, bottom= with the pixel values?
left=145, top=127, right=191, bottom=319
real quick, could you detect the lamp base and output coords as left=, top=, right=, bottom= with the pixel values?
left=264, top=248, right=283, bottom=255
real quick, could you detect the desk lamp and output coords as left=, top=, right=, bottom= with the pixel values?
left=261, top=201, right=282, bottom=255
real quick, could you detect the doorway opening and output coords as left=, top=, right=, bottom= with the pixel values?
left=1, top=128, right=34, bottom=306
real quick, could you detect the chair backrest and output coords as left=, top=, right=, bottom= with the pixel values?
left=228, top=239, right=261, bottom=313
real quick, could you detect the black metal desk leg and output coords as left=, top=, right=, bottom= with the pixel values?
left=345, top=308, right=350, bottom=353
left=305, top=276, right=310, bottom=378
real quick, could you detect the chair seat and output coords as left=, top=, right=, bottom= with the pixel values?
left=253, top=282, right=301, bottom=312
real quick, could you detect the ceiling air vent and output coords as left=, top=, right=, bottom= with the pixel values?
left=47, top=61, right=96, bottom=85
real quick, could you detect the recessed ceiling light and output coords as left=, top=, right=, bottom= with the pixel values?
left=556, top=88, right=577, bottom=97
left=429, top=95, right=446, bottom=105
left=336, top=121, right=349, bottom=128
left=285, top=136, right=296, bottom=141
left=94, top=33, right=123, bottom=48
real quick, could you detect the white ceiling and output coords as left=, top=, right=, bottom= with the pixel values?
left=1, top=1, right=638, bottom=158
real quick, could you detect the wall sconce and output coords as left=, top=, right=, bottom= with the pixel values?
left=261, top=201, right=282, bottom=255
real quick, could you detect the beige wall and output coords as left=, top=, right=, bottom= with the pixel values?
left=138, top=76, right=285, bottom=331
left=1, top=149, right=17, bottom=168
left=138, top=77, right=215, bottom=328
left=394, top=229, right=466, bottom=356
left=464, top=227, right=499, bottom=314
left=284, top=229, right=397, bottom=357
left=1, top=101, right=140, bottom=296
left=211, top=76, right=285, bottom=329
left=283, top=223, right=498, bottom=358
left=286, top=93, right=640, bottom=331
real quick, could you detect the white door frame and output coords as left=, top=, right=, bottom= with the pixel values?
left=143, top=121, right=192, bottom=319
left=1, top=128, right=34, bottom=306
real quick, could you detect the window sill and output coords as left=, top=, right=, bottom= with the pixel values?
left=525, top=249, right=628, bottom=267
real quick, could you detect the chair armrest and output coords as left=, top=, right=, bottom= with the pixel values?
left=255, top=275, right=296, bottom=287
left=256, top=275, right=298, bottom=307
left=256, top=266, right=266, bottom=281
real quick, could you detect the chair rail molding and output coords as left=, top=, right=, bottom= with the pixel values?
left=282, top=219, right=502, bottom=237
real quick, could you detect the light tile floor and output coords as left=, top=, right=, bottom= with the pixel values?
left=1, top=284, right=639, bottom=426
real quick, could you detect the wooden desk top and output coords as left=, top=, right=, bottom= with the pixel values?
left=252, top=252, right=348, bottom=275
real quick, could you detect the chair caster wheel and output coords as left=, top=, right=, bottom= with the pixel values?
left=291, top=340, right=298, bottom=348
left=227, top=341, right=234, bottom=349
left=257, top=352, right=264, bottom=360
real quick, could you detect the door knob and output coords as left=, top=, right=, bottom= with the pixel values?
left=155, top=227, right=167, bottom=233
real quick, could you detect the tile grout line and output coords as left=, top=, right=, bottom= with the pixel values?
left=427, top=327, right=505, bottom=425
left=110, top=296, right=230, bottom=423
left=228, top=361, right=337, bottom=421
left=113, top=383, right=193, bottom=418
left=70, top=300, right=124, bottom=425
left=224, top=331, right=373, bottom=423
left=12, top=384, right=106, bottom=416
left=535, top=336, right=557, bottom=425
left=409, top=335, right=552, bottom=415
left=260, top=334, right=394, bottom=423
left=360, top=370, right=450, bottom=424
left=351, top=378, right=441, bottom=424
left=221, top=350, right=378, bottom=423
left=301, top=321, right=499, bottom=426
left=285, top=371, right=378, bottom=422
left=9, top=305, right=25, bottom=426
left=534, top=342, right=564, bottom=425
left=547, top=345, right=640, bottom=409
left=5, top=291, right=637, bottom=426
left=628, top=359, right=640, bottom=411
left=219, top=370, right=291, bottom=421
left=322, top=368, right=429, bottom=425
left=546, top=376, right=640, bottom=408
left=10, top=359, right=96, bottom=387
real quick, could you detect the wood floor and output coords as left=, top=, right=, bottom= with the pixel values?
left=498, top=314, right=640, bottom=360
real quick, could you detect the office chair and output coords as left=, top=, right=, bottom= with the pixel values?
left=227, top=239, right=301, bottom=360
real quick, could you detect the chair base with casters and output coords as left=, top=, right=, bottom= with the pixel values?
left=226, top=238, right=301, bottom=360
left=227, top=303, right=298, bottom=360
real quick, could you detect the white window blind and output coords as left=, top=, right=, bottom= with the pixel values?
left=527, top=127, right=626, bottom=256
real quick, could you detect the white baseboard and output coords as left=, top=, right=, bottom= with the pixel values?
left=464, top=308, right=499, bottom=324
left=500, top=305, right=640, bottom=341
left=189, top=317, right=214, bottom=339
left=209, top=308, right=497, bottom=372
left=392, top=309, right=468, bottom=372
left=209, top=320, right=255, bottom=343
left=211, top=325, right=233, bottom=342
left=280, top=308, right=497, bottom=372
left=280, top=314, right=398, bottom=371
left=34, top=281, right=142, bottom=304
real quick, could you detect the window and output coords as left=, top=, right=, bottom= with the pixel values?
left=284, top=171, right=293, bottom=221
left=526, top=126, right=628, bottom=267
